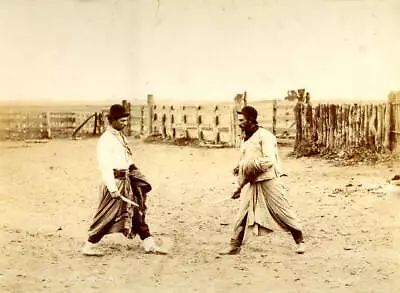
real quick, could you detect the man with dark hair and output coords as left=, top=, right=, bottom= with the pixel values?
left=220, top=106, right=306, bottom=255
left=82, top=104, right=166, bottom=256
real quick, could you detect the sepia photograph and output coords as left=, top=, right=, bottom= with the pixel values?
left=1, top=0, right=400, bottom=292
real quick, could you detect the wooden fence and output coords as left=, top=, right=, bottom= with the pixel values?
left=149, top=103, right=235, bottom=145
left=0, top=111, right=103, bottom=140
left=3, top=93, right=400, bottom=154
left=389, top=91, right=400, bottom=152
left=253, top=100, right=297, bottom=138
left=0, top=95, right=297, bottom=144
left=294, top=92, right=400, bottom=153
left=144, top=95, right=297, bottom=146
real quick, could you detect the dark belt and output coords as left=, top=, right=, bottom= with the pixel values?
left=113, top=169, right=129, bottom=179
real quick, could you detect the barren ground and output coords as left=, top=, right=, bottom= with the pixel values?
left=1, top=138, right=400, bottom=293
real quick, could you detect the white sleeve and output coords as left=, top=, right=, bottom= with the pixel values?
left=97, top=135, right=118, bottom=192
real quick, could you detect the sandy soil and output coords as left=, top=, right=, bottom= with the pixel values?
left=1, top=137, right=400, bottom=293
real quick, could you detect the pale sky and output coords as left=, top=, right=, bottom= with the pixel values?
left=1, top=0, right=399, bottom=102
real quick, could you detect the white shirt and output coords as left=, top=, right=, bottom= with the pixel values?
left=97, top=126, right=134, bottom=192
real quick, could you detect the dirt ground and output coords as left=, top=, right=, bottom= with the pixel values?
left=1, top=137, right=400, bottom=293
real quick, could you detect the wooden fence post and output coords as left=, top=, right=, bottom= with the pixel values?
left=229, top=106, right=236, bottom=147
left=360, top=105, right=365, bottom=146
left=45, top=112, right=51, bottom=139
left=294, top=99, right=304, bottom=150
left=325, top=105, right=329, bottom=149
left=140, top=106, right=145, bottom=135
left=305, top=101, right=313, bottom=140
left=328, top=104, right=336, bottom=150
left=367, top=104, right=375, bottom=150
left=345, top=105, right=349, bottom=147
left=376, top=104, right=382, bottom=150
left=364, top=104, right=370, bottom=147
left=338, top=105, right=342, bottom=147
left=348, top=104, right=353, bottom=147
left=356, top=104, right=361, bottom=147
left=214, top=105, right=219, bottom=144
left=147, top=94, right=154, bottom=136
left=93, top=112, right=98, bottom=135
left=233, top=93, right=245, bottom=147
left=272, top=99, right=277, bottom=136
left=183, top=106, right=189, bottom=139
left=384, top=95, right=393, bottom=151
left=389, top=92, right=400, bottom=152
left=196, top=106, right=201, bottom=140
left=122, top=100, right=131, bottom=136
left=161, top=105, right=167, bottom=138
left=380, top=104, right=385, bottom=149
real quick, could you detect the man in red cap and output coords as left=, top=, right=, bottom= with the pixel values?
left=220, top=106, right=306, bottom=255
left=82, top=104, right=166, bottom=256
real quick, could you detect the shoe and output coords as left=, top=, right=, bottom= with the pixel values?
left=295, top=242, right=306, bottom=254
left=219, top=246, right=241, bottom=255
left=142, top=237, right=168, bottom=255
left=81, top=242, right=104, bottom=256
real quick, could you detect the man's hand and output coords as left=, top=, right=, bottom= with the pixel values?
left=129, top=164, right=138, bottom=172
left=110, top=190, right=121, bottom=198
left=233, top=166, right=239, bottom=176
left=231, top=187, right=241, bottom=199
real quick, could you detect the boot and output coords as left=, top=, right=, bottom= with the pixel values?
left=295, top=241, right=306, bottom=254
left=219, top=236, right=243, bottom=255
left=219, top=245, right=241, bottom=255
left=142, top=236, right=168, bottom=255
left=81, top=241, right=104, bottom=256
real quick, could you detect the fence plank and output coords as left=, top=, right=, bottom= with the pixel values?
left=294, top=99, right=395, bottom=154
